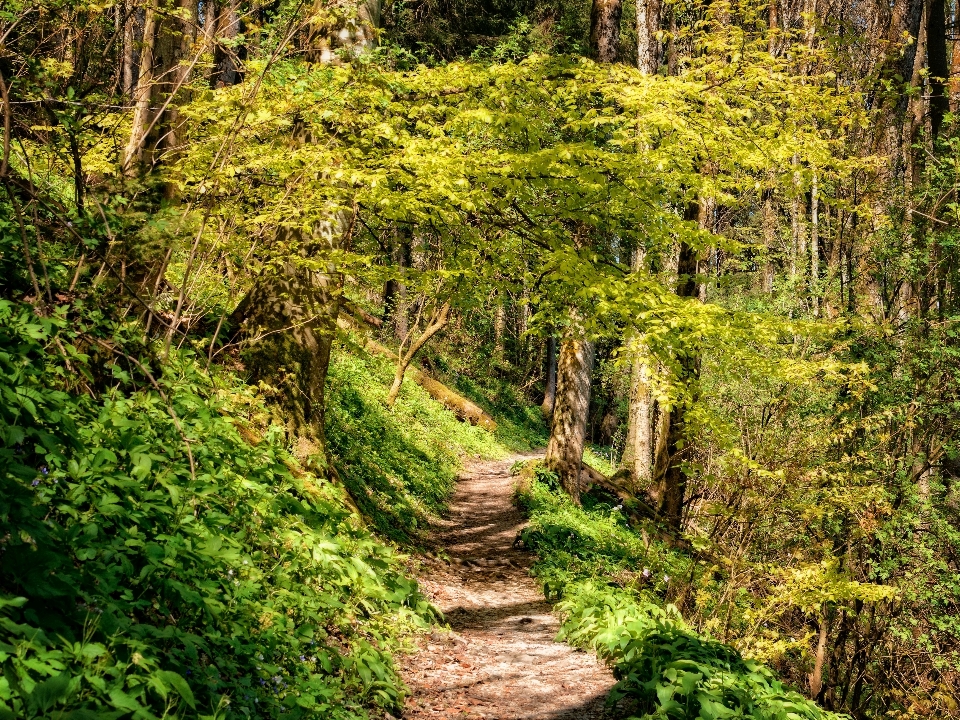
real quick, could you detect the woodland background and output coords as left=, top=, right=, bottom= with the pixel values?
left=2, top=0, right=960, bottom=717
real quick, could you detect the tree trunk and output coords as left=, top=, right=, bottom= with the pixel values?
left=122, top=0, right=157, bottom=175
left=121, top=0, right=139, bottom=97
left=544, top=331, right=595, bottom=502
left=761, top=187, right=776, bottom=293
left=655, top=238, right=700, bottom=528
left=620, top=247, right=655, bottom=491
left=950, top=0, right=960, bottom=110
left=768, top=0, right=779, bottom=56
left=381, top=231, right=411, bottom=338
left=230, top=212, right=353, bottom=457
left=210, top=0, right=240, bottom=88
left=791, top=156, right=806, bottom=280
left=811, top=173, right=820, bottom=315
left=647, top=204, right=702, bottom=530
left=636, top=0, right=661, bottom=74
left=590, top=0, right=623, bottom=63
left=808, top=607, right=830, bottom=699
left=151, top=0, right=197, bottom=161
left=541, top=335, right=557, bottom=420
left=385, top=301, right=451, bottom=407
left=927, top=0, right=948, bottom=139
left=620, top=343, right=653, bottom=492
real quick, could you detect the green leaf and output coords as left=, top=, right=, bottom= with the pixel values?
left=156, top=671, right=196, bottom=709
left=28, top=673, right=71, bottom=713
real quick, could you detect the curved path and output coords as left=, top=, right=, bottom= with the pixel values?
left=398, top=454, right=623, bottom=720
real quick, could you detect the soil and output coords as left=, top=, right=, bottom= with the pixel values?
left=397, top=453, right=626, bottom=720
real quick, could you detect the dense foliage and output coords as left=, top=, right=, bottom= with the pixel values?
left=4, top=0, right=960, bottom=716
left=515, top=462, right=845, bottom=719
left=0, top=301, right=435, bottom=719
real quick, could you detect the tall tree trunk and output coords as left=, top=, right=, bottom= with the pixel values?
left=791, top=156, right=806, bottom=280
left=544, top=331, right=595, bottom=502
left=151, top=0, right=197, bottom=163
left=808, top=607, right=830, bottom=699
left=761, top=187, right=776, bottom=293
left=666, top=4, right=678, bottom=75
left=541, top=336, right=557, bottom=420
left=620, top=342, right=653, bottom=492
left=768, top=0, right=779, bottom=56
left=927, top=0, right=949, bottom=139
left=210, top=0, right=239, bottom=87
left=648, top=204, right=702, bottom=530
left=380, top=230, right=411, bottom=340
left=620, top=247, right=654, bottom=491
left=636, top=0, right=661, bottom=74
left=655, top=237, right=700, bottom=528
left=811, top=173, right=820, bottom=315
left=121, top=0, right=139, bottom=97
left=590, top=0, right=623, bottom=63
left=122, top=0, right=157, bottom=175
left=620, top=3, right=662, bottom=489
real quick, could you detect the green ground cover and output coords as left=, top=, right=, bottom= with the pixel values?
left=0, top=303, right=533, bottom=720
left=514, top=463, right=847, bottom=720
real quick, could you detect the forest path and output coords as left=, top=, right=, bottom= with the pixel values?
left=397, top=453, right=623, bottom=720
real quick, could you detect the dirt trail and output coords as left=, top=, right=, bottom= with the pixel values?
left=398, top=454, right=623, bottom=720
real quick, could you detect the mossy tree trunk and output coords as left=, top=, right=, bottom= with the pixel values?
left=231, top=211, right=354, bottom=458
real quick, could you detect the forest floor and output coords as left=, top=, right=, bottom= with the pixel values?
left=397, top=453, right=626, bottom=720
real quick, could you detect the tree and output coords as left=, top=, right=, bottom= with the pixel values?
left=590, top=0, right=623, bottom=63
left=544, top=332, right=595, bottom=501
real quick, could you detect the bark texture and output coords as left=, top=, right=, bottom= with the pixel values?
left=590, top=0, right=623, bottom=63
left=231, top=212, right=352, bottom=455
left=636, top=0, right=661, bottom=74
left=620, top=346, right=653, bottom=492
left=653, top=238, right=701, bottom=528
left=541, top=335, right=557, bottom=420
left=544, top=332, right=595, bottom=503
left=122, top=0, right=157, bottom=174
left=619, top=248, right=654, bottom=492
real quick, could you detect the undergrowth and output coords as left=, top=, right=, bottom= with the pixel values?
left=325, top=331, right=518, bottom=543
left=514, top=463, right=847, bottom=720
left=0, top=301, right=438, bottom=720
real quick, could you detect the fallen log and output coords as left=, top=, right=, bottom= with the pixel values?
left=336, top=316, right=498, bottom=432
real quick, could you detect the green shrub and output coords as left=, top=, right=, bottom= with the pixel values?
left=515, top=466, right=846, bottom=720
left=0, top=300, right=431, bottom=720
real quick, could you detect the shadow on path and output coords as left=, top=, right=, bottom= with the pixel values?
left=398, top=454, right=628, bottom=720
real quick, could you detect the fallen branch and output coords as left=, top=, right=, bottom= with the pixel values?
left=337, top=316, right=497, bottom=431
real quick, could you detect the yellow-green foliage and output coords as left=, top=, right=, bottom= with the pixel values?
left=0, top=302, right=434, bottom=720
